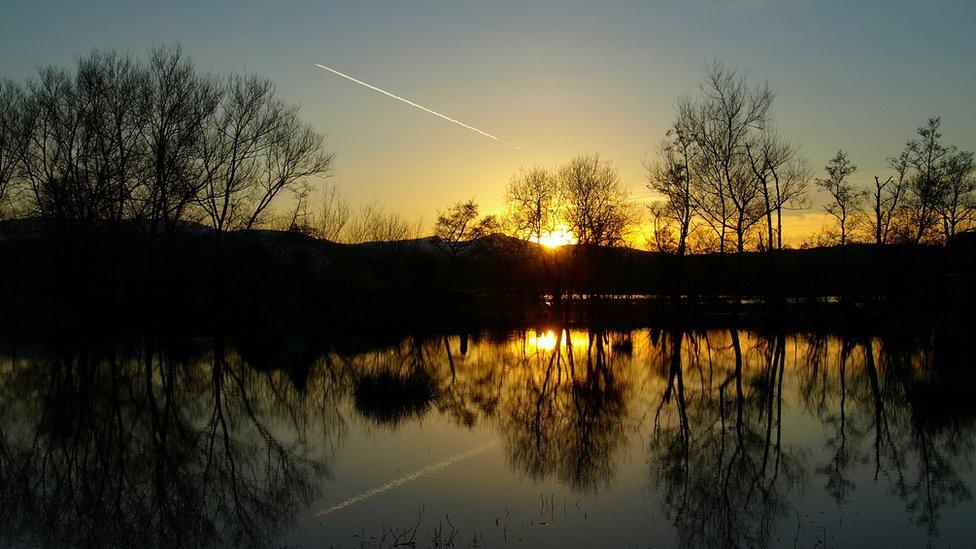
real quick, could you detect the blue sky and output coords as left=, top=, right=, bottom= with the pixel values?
left=2, top=0, right=974, bottom=230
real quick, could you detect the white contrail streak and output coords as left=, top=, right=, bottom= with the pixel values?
left=315, top=63, right=518, bottom=148
left=315, top=441, right=497, bottom=517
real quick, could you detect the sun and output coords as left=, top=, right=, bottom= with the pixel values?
left=533, top=226, right=576, bottom=248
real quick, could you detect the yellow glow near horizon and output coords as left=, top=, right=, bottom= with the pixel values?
left=533, top=225, right=576, bottom=248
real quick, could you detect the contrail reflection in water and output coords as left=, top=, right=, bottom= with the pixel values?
left=316, top=441, right=497, bottom=516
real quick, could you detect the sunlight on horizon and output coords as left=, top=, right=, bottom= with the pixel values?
left=532, top=225, right=576, bottom=249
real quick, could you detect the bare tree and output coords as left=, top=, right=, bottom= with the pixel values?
left=316, top=182, right=351, bottom=241
left=746, top=132, right=810, bottom=251
left=646, top=202, right=680, bottom=253
left=75, top=50, right=149, bottom=226
left=646, top=126, right=697, bottom=255
left=869, top=152, right=909, bottom=246
left=434, top=198, right=499, bottom=258
left=816, top=150, right=865, bottom=246
left=345, top=200, right=414, bottom=243
left=1, top=45, right=336, bottom=245
left=138, top=45, right=222, bottom=235
left=773, top=157, right=813, bottom=249
left=198, top=73, right=334, bottom=234
left=900, top=118, right=957, bottom=244
left=936, top=147, right=975, bottom=242
left=13, top=61, right=147, bottom=229
left=285, top=179, right=315, bottom=234
left=558, top=153, right=632, bottom=247
left=504, top=166, right=560, bottom=242
left=0, top=80, right=22, bottom=219
left=677, top=61, right=776, bottom=253
left=8, top=50, right=163, bottom=230
left=241, top=100, right=333, bottom=231
left=198, top=74, right=277, bottom=232
left=15, top=66, right=85, bottom=225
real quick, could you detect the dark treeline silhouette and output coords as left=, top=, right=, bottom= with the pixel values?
left=0, top=46, right=333, bottom=324
left=1, top=212, right=973, bottom=331
left=0, top=46, right=332, bottom=234
left=1, top=51, right=974, bottom=330
left=646, top=61, right=975, bottom=253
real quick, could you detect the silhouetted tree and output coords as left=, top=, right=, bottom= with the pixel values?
left=504, top=166, right=561, bottom=242
left=0, top=81, right=20, bottom=219
left=647, top=126, right=697, bottom=255
left=140, top=46, right=222, bottom=235
left=316, top=182, right=351, bottom=241
left=676, top=61, right=776, bottom=253
left=745, top=132, right=811, bottom=251
left=343, top=200, right=416, bottom=243
left=869, top=151, right=909, bottom=245
left=434, top=198, right=498, bottom=258
left=1, top=46, right=333, bottom=238
left=198, top=74, right=333, bottom=232
left=75, top=50, right=148, bottom=227
left=558, top=153, right=632, bottom=247
left=936, top=146, right=975, bottom=242
left=15, top=65, right=111, bottom=227
left=817, top=150, right=864, bottom=246
left=898, top=118, right=975, bottom=244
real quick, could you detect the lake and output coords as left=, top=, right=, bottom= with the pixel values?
left=1, top=325, right=973, bottom=547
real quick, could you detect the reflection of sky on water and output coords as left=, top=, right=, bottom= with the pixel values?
left=0, top=328, right=973, bottom=546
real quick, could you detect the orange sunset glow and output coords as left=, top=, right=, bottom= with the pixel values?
left=1, top=2, right=975, bottom=547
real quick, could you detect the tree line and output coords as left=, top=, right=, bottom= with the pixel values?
left=363, top=61, right=975, bottom=256
left=646, top=61, right=975, bottom=255
left=0, top=46, right=333, bottom=237
left=815, top=118, right=975, bottom=247
left=1, top=50, right=973, bottom=255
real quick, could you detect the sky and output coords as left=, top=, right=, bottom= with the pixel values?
left=2, top=0, right=974, bottom=243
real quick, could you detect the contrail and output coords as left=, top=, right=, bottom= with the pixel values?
left=315, top=63, right=518, bottom=148
left=315, top=441, right=497, bottom=517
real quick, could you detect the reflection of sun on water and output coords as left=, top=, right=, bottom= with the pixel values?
left=532, top=226, right=575, bottom=248
left=532, top=330, right=559, bottom=351
left=527, top=329, right=591, bottom=352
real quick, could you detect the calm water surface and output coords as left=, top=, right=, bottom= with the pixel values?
left=1, top=327, right=974, bottom=547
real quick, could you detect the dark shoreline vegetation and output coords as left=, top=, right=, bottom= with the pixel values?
left=1, top=217, right=973, bottom=336
left=0, top=48, right=974, bottom=339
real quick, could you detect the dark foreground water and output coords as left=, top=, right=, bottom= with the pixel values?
left=1, top=326, right=974, bottom=547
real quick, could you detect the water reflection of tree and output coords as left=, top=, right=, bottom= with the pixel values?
left=0, top=337, right=337, bottom=546
left=648, top=328, right=806, bottom=547
left=215, top=327, right=972, bottom=545
left=16, top=327, right=964, bottom=545
left=796, top=331, right=975, bottom=539
left=501, top=329, right=629, bottom=492
left=335, top=327, right=975, bottom=544
left=330, top=330, right=631, bottom=494
left=811, top=337, right=866, bottom=506
left=338, top=327, right=975, bottom=544
left=344, top=336, right=443, bottom=428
